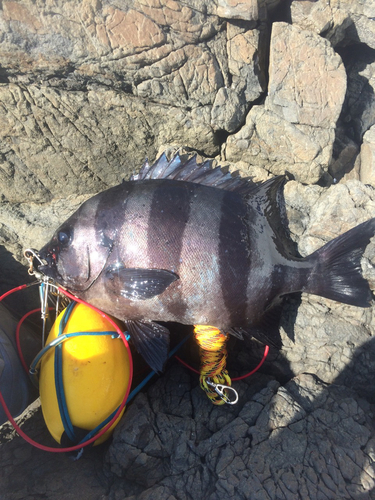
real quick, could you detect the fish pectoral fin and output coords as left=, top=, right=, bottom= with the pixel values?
left=105, top=266, right=179, bottom=300
left=126, top=320, right=170, bottom=373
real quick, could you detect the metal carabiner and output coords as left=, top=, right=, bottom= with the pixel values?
left=24, top=248, right=46, bottom=280
left=206, top=379, right=239, bottom=405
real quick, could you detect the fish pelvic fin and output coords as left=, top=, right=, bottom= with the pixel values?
left=303, top=218, right=375, bottom=307
left=126, top=320, right=170, bottom=373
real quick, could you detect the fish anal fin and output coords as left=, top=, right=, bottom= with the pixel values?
left=241, top=303, right=284, bottom=349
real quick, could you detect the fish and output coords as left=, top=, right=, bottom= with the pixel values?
left=37, top=153, right=375, bottom=372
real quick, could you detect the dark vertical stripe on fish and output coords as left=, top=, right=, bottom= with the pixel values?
left=94, top=182, right=135, bottom=249
left=147, top=180, right=194, bottom=317
left=147, top=180, right=193, bottom=270
left=118, top=182, right=156, bottom=269
left=218, top=190, right=250, bottom=326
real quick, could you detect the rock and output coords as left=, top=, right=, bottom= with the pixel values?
left=357, top=125, right=375, bottom=186
left=0, top=0, right=271, bottom=266
left=291, top=0, right=375, bottom=49
left=329, top=127, right=359, bottom=182
left=105, top=368, right=375, bottom=499
left=1, top=364, right=375, bottom=499
left=210, top=21, right=268, bottom=132
left=345, top=46, right=375, bottom=141
left=0, top=84, right=218, bottom=204
left=224, top=23, right=346, bottom=184
left=0, top=0, right=222, bottom=85
left=215, top=0, right=260, bottom=21
left=345, top=125, right=375, bottom=186
left=0, top=405, right=110, bottom=499
left=267, top=24, right=345, bottom=129
left=213, top=0, right=282, bottom=21
left=211, top=87, right=246, bottom=133
left=226, top=22, right=268, bottom=104
left=328, top=45, right=375, bottom=183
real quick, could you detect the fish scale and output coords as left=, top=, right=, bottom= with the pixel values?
left=37, top=153, right=375, bottom=372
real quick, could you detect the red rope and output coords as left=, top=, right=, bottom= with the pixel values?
left=0, top=284, right=28, bottom=301
left=174, top=344, right=269, bottom=381
left=1, top=283, right=269, bottom=451
left=16, top=308, right=53, bottom=373
left=0, top=283, right=133, bottom=453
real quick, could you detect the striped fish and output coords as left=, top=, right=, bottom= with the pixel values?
left=38, top=153, right=375, bottom=372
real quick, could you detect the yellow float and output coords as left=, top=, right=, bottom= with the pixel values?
left=39, top=302, right=131, bottom=445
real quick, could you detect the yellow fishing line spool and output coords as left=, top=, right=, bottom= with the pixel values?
left=39, top=302, right=131, bottom=445
left=194, top=325, right=232, bottom=405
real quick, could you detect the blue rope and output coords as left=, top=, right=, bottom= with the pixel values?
left=55, top=302, right=77, bottom=443
left=31, top=298, right=191, bottom=446
left=78, top=407, right=118, bottom=444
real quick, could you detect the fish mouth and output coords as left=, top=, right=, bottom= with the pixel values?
left=38, top=251, right=61, bottom=281
left=32, top=245, right=97, bottom=292
left=25, top=247, right=60, bottom=282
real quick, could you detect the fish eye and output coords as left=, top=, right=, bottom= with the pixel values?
left=58, top=230, right=70, bottom=245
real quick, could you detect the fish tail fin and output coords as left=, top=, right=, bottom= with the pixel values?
left=304, top=218, right=375, bottom=307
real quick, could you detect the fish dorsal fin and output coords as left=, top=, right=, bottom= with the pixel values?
left=130, top=152, right=258, bottom=194
left=250, top=175, right=300, bottom=259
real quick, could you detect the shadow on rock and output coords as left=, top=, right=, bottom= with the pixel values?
left=105, top=341, right=375, bottom=500
left=1, top=327, right=374, bottom=500
left=334, top=336, right=375, bottom=404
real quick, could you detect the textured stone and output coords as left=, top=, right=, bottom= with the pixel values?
left=291, top=0, right=375, bottom=49
left=267, top=23, right=345, bottom=129
left=357, top=125, right=375, bottom=186
left=224, top=23, right=346, bottom=184
left=227, top=23, right=267, bottom=103
left=211, top=86, right=246, bottom=133
left=346, top=125, right=375, bottom=186
left=0, top=366, right=374, bottom=500
left=0, top=1, right=271, bottom=262
left=216, top=0, right=259, bottom=21
left=345, top=47, right=375, bottom=141
left=0, top=407, right=110, bottom=499
left=105, top=370, right=375, bottom=500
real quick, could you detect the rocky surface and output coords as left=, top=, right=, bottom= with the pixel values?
left=1, top=366, right=375, bottom=499
left=1, top=0, right=375, bottom=498
left=107, top=368, right=375, bottom=500
left=225, top=21, right=347, bottom=183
